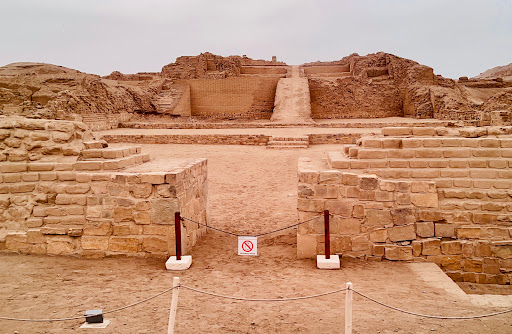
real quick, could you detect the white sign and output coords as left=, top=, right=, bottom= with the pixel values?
left=238, top=236, right=257, bottom=256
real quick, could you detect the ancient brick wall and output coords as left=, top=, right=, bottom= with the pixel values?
left=0, top=117, right=208, bottom=258
left=0, top=116, right=90, bottom=162
left=309, top=78, right=404, bottom=119
left=189, top=77, right=279, bottom=119
left=298, top=127, right=512, bottom=284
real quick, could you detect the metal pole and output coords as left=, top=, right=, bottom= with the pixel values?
left=324, top=210, right=330, bottom=260
left=345, top=282, right=353, bottom=334
left=175, top=212, right=182, bottom=260
left=167, top=277, right=180, bottom=334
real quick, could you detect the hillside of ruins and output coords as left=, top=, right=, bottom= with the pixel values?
left=1, top=51, right=512, bottom=332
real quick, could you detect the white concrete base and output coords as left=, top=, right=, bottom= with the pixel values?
left=317, top=255, right=340, bottom=269
left=80, top=319, right=111, bottom=329
left=166, top=255, right=192, bottom=270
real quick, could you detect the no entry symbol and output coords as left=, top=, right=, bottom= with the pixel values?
left=242, top=240, right=253, bottom=252
left=238, top=236, right=258, bottom=256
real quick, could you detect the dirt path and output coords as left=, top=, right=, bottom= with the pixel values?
left=1, top=144, right=512, bottom=333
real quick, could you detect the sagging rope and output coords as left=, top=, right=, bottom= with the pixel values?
left=0, top=286, right=178, bottom=322
left=181, top=215, right=321, bottom=237
left=2, top=284, right=512, bottom=323
left=352, top=289, right=512, bottom=320
left=180, top=285, right=347, bottom=301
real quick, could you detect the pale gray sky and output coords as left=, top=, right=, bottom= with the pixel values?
left=1, top=0, right=511, bottom=78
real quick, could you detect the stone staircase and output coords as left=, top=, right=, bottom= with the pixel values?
left=154, top=91, right=177, bottom=113
left=266, top=136, right=309, bottom=149
left=76, top=141, right=150, bottom=171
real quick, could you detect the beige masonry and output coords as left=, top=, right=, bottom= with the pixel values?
left=0, top=117, right=208, bottom=258
left=299, top=126, right=512, bottom=285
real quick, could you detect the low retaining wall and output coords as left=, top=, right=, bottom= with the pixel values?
left=1, top=160, right=208, bottom=258
left=102, top=134, right=271, bottom=146
left=297, top=158, right=512, bottom=285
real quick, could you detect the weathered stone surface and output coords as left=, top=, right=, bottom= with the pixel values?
left=421, top=238, right=441, bottom=255
left=435, top=223, right=456, bottom=238
left=441, top=241, right=462, bottom=255
left=47, top=236, right=75, bottom=255
left=388, top=224, right=416, bottom=242
left=81, top=236, right=109, bottom=250
left=416, top=222, right=435, bottom=238
left=152, top=199, right=178, bottom=225
left=369, top=228, right=388, bottom=243
left=366, top=209, right=392, bottom=226
left=410, top=193, right=438, bottom=208
left=109, top=237, right=139, bottom=252
left=142, top=236, right=168, bottom=252
left=384, top=246, right=413, bottom=261
left=391, top=207, right=416, bottom=226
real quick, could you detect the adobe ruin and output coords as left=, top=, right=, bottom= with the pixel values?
left=1, top=52, right=512, bottom=285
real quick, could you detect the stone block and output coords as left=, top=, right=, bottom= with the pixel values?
left=463, top=259, right=483, bottom=273
left=416, top=222, right=435, bottom=237
left=440, top=255, right=462, bottom=270
left=134, top=211, right=152, bottom=225
left=382, top=127, right=411, bottom=136
left=83, top=221, right=112, bottom=236
left=483, top=258, right=501, bottom=275
left=152, top=199, right=179, bottom=225
left=435, top=223, right=455, bottom=238
left=411, top=240, right=422, bottom=257
left=142, top=236, right=168, bottom=252
left=332, top=217, right=360, bottom=235
left=324, top=200, right=355, bottom=216
left=421, top=238, right=441, bottom=255
left=441, top=241, right=462, bottom=255
left=109, top=237, right=140, bottom=252
left=384, top=245, right=413, bottom=261
left=351, top=235, right=369, bottom=251
left=319, top=170, right=342, bottom=184
left=366, top=209, right=392, bottom=227
left=297, top=235, right=317, bottom=259
left=141, top=173, right=166, bottom=184
left=388, top=224, right=416, bottom=242
left=457, top=226, right=482, bottom=239
left=411, top=181, right=435, bottom=193
left=129, top=184, right=153, bottom=198
left=113, top=207, right=133, bottom=223
left=81, top=236, right=109, bottom=250
left=410, top=193, right=438, bottom=208
left=298, top=199, right=324, bottom=212
left=369, top=228, right=388, bottom=243
left=491, top=241, right=512, bottom=259
left=391, top=207, right=416, bottom=226
left=47, top=236, right=75, bottom=255
left=474, top=242, right=491, bottom=257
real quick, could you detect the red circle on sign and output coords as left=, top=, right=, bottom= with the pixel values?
left=242, top=240, right=254, bottom=252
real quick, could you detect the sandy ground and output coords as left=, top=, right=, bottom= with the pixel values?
left=1, top=144, right=512, bottom=333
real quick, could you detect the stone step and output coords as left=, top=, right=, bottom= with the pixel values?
left=266, top=145, right=309, bottom=149
left=73, top=154, right=150, bottom=171
left=271, top=136, right=309, bottom=142
left=268, top=140, right=309, bottom=146
left=80, top=146, right=142, bottom=160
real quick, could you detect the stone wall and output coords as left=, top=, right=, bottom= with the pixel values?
left=0, top=116, right=91, bottom=162
left=102, top=134, right=270, bottom=146
left=0, top=117, right=208, bottom=259
left=309, top=78, right=404, bottom=119
left=298, top=127, right=512, bottom=284
left=189, top=77, right=279, bottom=119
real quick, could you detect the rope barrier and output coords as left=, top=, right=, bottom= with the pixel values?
left=180, top=285, right=347, bottom=302
left=0, top=286, right=178, bottom=322
left=181, top=215, right=321, bottom=238
left=352, top=289, right=512, bottom=320
left=2, top=283, right=512, bottom=323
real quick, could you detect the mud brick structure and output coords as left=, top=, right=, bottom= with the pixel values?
left=0, top=117, right=208, bottom=258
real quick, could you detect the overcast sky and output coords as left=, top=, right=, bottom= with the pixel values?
left=1, top=0, right=511, bottom=78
